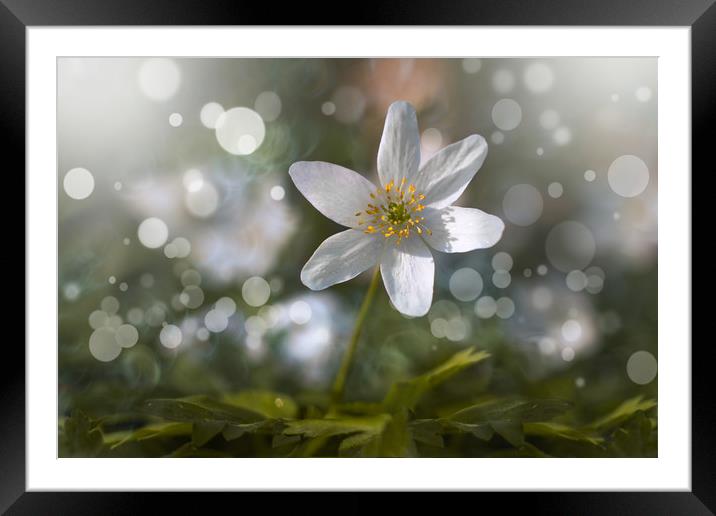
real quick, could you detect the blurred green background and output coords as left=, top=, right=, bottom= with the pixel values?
left=58, top=58, right=657, bottom=457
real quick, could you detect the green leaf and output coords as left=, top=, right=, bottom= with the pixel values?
left=338, top=412, right=414, bottom=457
left=222, top=390, right=298, bottom=419
left=448, top=398, right=571, bottom=424
left=283, top=415, right=390, bottom=439
left=141, top=396, right=265, bottom=424
left=523, top=422, right=603, bottom=445
left=165, top=442, right=231, bottom=458
left=588, top=396, right=657, bottom=431
left=192, top=420, right=226, bottom=447
left=222, top=420, right=275, bottom=441
left=338, top=432, right=378, bottom=457
left=364, top=411, right=414, bottom=457
left=272, top=434, right=302, bottom=448
left=60, top=410, right=106, bottom=457
left=410, top=419, right=445, bottom=448
left=335, top=401, right=386, bottom=416
left=382, top=347, right=490, bottom=412
left=444, top=421, right=495, bottom=441
left=490, top=420, right=524, bottom=447
left=607, top=411, right=655, bottom=457
left=106, top=422, right=192, bottom=449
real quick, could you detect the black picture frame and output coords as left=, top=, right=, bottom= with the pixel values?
left=4, top=0, right=708, bottom=512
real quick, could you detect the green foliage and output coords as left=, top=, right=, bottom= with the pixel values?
left=382, top=347, right=490, bottom=412
left=587, top=396, right=657, bottom=431
left=64, top=350, right=658, bottom=458
left=59, top=410, right=107, bottom=457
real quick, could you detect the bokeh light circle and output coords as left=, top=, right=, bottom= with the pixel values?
left=462, top=58, right=482, bottom=74
left=503, top=184, right=543, bottom=226
left=185, top=182, right=219, bottom=218
left=566, top=270, right=588, bottom=292
left=101, top=296, right=120, bottom=315
left=553, top=126, right=572, bottom=146
left=635, top=87, right=652, bottom=102
left=88, top=310, right=109, bottom=330
left=289, top=300, right=312, bottom=325
left=539, top=109, right=560, bottom=130
left=491, top=99, right=522, bottom=131
left=332, top=86, right=366, bottom=124
left=138, top=58, right=180, bottom=101
left=215, top=107, right=266, bottom=155
left=270, top=185, right=285, bottom=201
left=561, top=319, right=583, bottom=342
left=205, top=310, right=229, bottom=333
left=524, top=62, right=554, bottom=93
left=215, top=297, right=237, bottom=317
left=200, top=102, right=224, bottom=129
left=492, top=251, right=513, bottom=271
left=545, top=221, right=596, bottom=272
left=116, top=324, right=139, bottom=348
left=321, top=102, right=336, bottom=116
left=492, top=270, right=511, bottom=289
left=63, top=168, right=95, bottom=200
left=548, top=182, right=563, bottom=199
left=179, top=285, right=204, bottom=309
left=242, top=276, right=270, bottom=307
left=492, top=69, right=515, bottom=93
left=168, top=113, right=183, bottom=127
left=607, top=155, right=650, bottom=198
left=495, top=297, right=515, bottom=319
left=449, top=268, right=483, bottom=302
left=626, top=351, right=657, bottom=384
left=254, top=91, right=282, bottom=122
left=89, top=328, right=122, bottom=362
left=475, top=296, right=497, bottom=318
left=137, top=217, right=169, bottom=249
left=160, top=324, right=183, bottom=349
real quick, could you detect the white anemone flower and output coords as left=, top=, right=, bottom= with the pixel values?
left=289, top=101, right=504, bottom=317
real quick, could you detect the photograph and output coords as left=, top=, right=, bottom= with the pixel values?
left=57, top=56, right=658, bottom=459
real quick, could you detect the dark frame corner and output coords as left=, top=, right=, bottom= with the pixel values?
left=4, top=0, right=709, bottom=513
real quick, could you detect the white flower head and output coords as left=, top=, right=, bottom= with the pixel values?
left=289, top=101, right=504, bottom=317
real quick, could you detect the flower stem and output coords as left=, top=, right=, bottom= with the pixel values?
left=331, top=266, right=381, bottom=404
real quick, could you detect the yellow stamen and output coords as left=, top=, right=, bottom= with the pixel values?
left=358, top=183, right=431, bottom=246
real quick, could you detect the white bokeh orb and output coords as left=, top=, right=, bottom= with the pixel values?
left=254, top=91, right=282, bottom=122
left=626, top=350, right=657, bottom=385
left=200, top=102, right=225, bottom=129
left=491, top=98, right=522, bottom=131
left=545, top=221, right=596, bottom=272
left=137, top=217, right=169, bottom=249
left=242, top=276, right=271, bottom=307
left=607, top=155, right=650, bottom=198
left=524, top=62, right=554, bottom=93
left=159, top=324, right=183, bottom=349
left=138, top=58, right=181, bottom=101
left=63, top=168, right=95, bottom=200
left=215, top=107, right=266, bottom=155
left=503, top=184, right=543, bottom=226
left=449, top=268, right=483, bottom=302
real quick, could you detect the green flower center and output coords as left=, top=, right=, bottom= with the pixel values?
left=386, top=201, right=411, bottom=226
left=354, top=177, right=432, bottom=245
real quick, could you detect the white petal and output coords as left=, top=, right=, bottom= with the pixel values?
left=377, top=101, right=421, bottom=189
left=415, top=134, right=488, bottom=209
left=422, top=206, right=504, bottom=253
left=380, top=237, right=434, bottom=317
left=301, top=230, right=382, bottom=290
left=289, top=161, right=377, bottom=228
